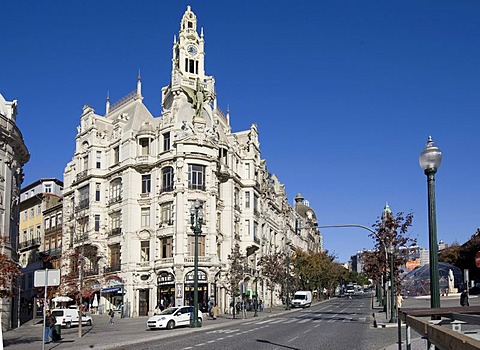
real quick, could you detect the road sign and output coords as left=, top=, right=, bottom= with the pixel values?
left=475, top=252, right=480, bottom=268
left=34, top=269, right=61, bottom=287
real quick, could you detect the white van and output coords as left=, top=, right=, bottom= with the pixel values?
left=51, top=308, right=93, bottom=328
left=290, top=291, right=312, bottom=308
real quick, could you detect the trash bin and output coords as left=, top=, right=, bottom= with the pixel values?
left=52, top=325, right=62, bottom=341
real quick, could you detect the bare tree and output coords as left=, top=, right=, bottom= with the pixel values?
left=226, top=243, right=244, bottom=319
left=258, top=251, right=285, bottom=311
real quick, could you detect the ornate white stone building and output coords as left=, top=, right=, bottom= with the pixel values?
left=0, top=93, right=30, bottom=331
left=61, top=6, right=321, bottom=317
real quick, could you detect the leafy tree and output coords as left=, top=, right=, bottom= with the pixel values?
left=439, top=242, right=461, bottom=265
left=258, top=251, right=285, bottom=311
left=226, top=243, right=244, bottom=319
left=0, top=251, right=22, bottom=298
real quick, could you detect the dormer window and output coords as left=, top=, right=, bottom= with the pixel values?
left=188, top=21, right=193, bottom=28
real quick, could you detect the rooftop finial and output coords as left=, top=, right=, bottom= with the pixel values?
left=201, top=27, right=204, bottom=38
left=137, top=70, right=142, bottom=97
left=105, top=91, right=110, bottom=115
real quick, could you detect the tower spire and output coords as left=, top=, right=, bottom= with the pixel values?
left=137, top=70, right=142, bottom=97
left=105, top=91, right=110, bottom=115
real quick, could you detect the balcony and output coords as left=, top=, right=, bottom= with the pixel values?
left=84, top=268, right=99, bottom=277
left=18, top=238, right=41, bottom=251
left=154, top=257, right=174, bottom=266
left=76, top=199, right=89, bottom=211
left=104, top=264, right=121, bottom=274
left=108, top=196, right=122, bottom=205
left=108, top=228, right=122, bottom=237
left=160, top=186, right=174, bottom=194
left=184, top=256, right=211, bottom=263
left=74, top=233, right=89, bottom=244
left=76, top=170, right=88, bottom=182
left=46, top=247, right=62, bottom=256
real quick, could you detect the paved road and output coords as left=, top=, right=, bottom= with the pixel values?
left=116, top=294, right=398, bottom=350
left=4, top=293, right=477, bottom=350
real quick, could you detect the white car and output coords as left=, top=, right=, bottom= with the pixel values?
left=51, top=308, right=93, bottom=328
left=146, top=306, right=203, bottom=330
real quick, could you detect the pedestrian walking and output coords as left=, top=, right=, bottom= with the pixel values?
left=396, top=294, right=403, bottom=309
left=460, top=289, right=469, bottom=307
left=109, top=309, right=115, bottom=324
left=241, top=298, right=247, bottom=319
left=44, top=310, right=56, bottom=344
left=212, top=303, right=219, bottom=320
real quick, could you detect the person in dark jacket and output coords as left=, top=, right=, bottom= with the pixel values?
left=44, top=310, right=56, bottom=343
left=460, top=289, right=469, bottom=307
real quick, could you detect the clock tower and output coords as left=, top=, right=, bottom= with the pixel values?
left=162, top=6, right=216, bottom=129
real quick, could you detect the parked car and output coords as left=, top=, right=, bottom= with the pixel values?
left=51, top=308, right=93, bottom=328
left=146, top=306, right=203, bottom=330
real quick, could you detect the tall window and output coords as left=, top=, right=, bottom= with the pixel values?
left=140, top=241, right=150, bottom=262
left=94, top=215, right=100, bottom=232
left=109, top=244, right=121, bottom=268
left=139, top=138, right=150, bottom=155
left=245, top=219, right=250, bottom=236
left=142, top=174, right=151, bottom=194
left=45, top=184, right=52, bottom=193
left=163, top=132, right=170, bottom=151
left=161, top=202, right=173, bottom=225
left=45, top=217, right=50, bottom=230
left=141, top=207, right=150, bottom=227
left=96, top=151, right=101, bottom=168
left=161, top=167, right=174, bottom=192
left=254, top=194, right=259, bottom=213
left=188, top=164, right=206, bottom=191
left=51, top=215, right=56, bottom=228
left=110, top=211, right=121, bottom=232
left=37, top=204, right=41, bottom=215
left=234, top=188, right=240, bottom=209
left=245, top=191, right=250, bottom=208
left=83, top=154, right=89, bottom=171
left=110, top=178, right=122, bottom=203
left=95, top=183, right=101, bottom=201
left=36, top=225, right=41, bottom=240
left=160, top=237, right=173, bottom=258
left=113, top=145, right=120, bottom=165
left=57, top=212, right=62, bottom=226
left=187, top=235, right=205, bottom=256
left=30, top=207, right=34, bottom=218
left=245, top=163, right=251, bottom=179
left=78, top=185, right=89, bottom=209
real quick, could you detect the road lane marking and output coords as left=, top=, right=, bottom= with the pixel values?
left=298, top=318, right=311, bottom=323
left=284, top=319, right=297, bottom=323
left=288, top=336, right=299, bottom=343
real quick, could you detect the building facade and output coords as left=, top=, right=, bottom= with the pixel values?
left=61, top=6, right=321, bottom=317
left=18, top=178, right=63, bottom=324
left=0, top=93, right=30, bottom=331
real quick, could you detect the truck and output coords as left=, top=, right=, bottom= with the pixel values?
left=290, top=291, right=312, bottom=308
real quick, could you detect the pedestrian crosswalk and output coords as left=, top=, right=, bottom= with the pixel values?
left=243, top=315, right=368, bottom=326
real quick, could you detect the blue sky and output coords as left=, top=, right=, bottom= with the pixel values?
left=2, top=1, right=480, bottom=263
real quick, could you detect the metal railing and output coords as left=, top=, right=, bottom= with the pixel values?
left=398, top=306, right=480, bottom=350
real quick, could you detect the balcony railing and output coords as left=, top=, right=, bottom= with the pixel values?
left=104, top=264, right=121, bottom=274
left=46, top=247, right=62, bottom=256
left=154, top=257, right=174, bottom=265
left=185, top=256, right=211, bottom=263
left=76, top=199, right=89, bottom=211
left=108, top=228, right=122, bottom=237
left=108, top=196, right=122, bottom=205
left=84, top=268, right=99, bottom=277
left=74, top=233, right=89, bottom=243
left=188, top=184, right=206, bottom=191
left=18, top=238, right=41, bottom=250
left=76, top=170, right=88, bottom=182
left=160, top=186, right=174, bottom=193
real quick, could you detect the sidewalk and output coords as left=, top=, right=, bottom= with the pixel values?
left=2, top=304, right=304, bottom=350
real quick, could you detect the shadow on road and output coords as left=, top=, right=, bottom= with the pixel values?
left=257, top=339, right=301, bottom=350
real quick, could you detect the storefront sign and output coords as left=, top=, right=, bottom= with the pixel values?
left=158, top=272, right=175, bottom=285
left=185, top=270, right=207, bottom=283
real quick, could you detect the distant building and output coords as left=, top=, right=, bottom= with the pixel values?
left=0, top=93, right=29, bottom=331
left=18, top=178, right=63, bottom=324
left=60, top=6, right=321, bottom=318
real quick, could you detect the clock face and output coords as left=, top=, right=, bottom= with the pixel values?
left=187, top=45, right=198, bottom=56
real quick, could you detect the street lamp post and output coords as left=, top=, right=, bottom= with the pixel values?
left=254, top=271, right=259, bottom=317
left=388, top=245, right=396, bottom=323
left=190, top=199, right=204, bottom=328
left=419, top=136, right=442, bottom=310
left=285, top=246, right=291, bottom=310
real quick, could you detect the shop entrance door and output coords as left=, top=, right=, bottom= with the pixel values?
left=139, top=289, right=149, bottom=316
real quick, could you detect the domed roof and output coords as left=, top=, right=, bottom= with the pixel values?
left=139, top=121, right=155, bottom=133
left=294, top=193, right=317, bottom=220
